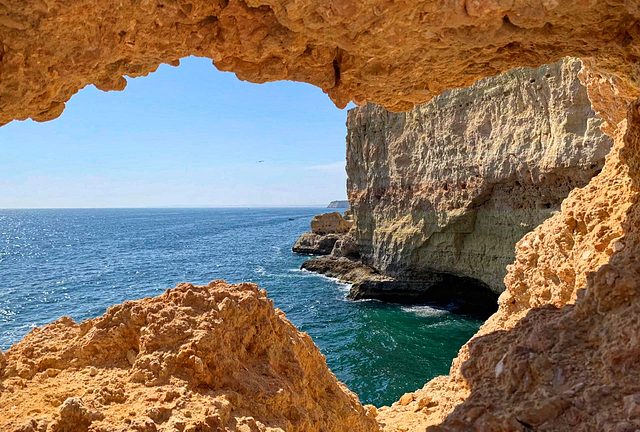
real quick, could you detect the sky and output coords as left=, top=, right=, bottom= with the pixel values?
left=0, top=56, right=352, bottom=208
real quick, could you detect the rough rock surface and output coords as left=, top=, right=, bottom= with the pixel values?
left=377, top=92, right=640, bottom=432
left=301, top=255, right=386, bottom=285
left=348, top=58, right=613, bottom=294
left=302, top=255, right=498, bottom=317
left=292, top=212, right=354, bottom=255
left=291, top=232, right=341, bottom=255
left=310, top=212, right=353, bottom=235
left=2, top=1, right=640, bottom=124
left=0, top=281, right=379, bottom=432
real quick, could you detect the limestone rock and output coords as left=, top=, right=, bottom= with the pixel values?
left=330, top=231, right=359, bottom=258
left=0, top=349, right=6, bottom=376
left=310, top=212, right=353, bottom=235
left=301, top=254, right=498, bottom=316
left=292, top=232, right=341, bottom=255
left=0, top=0, right=639, bottom=124
left=347, top=58, right=613, bottom=294
left=0, top=281, right=379, bottom=432
left=4, top=1, right=640, bottom=431
left=301, top=255, right=385, bottom=284
left=50, top=397, right=103, bottom=432
left=378, top=92, right=640, bottom=432
left=292, top=212, right=353, bottom=255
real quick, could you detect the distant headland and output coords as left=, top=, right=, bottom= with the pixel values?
left=327, top=200, right=350, bottom=209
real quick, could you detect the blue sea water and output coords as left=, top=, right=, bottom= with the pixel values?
left=0, top=207, right=482, bottom=406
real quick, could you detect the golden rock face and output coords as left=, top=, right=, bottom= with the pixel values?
left=346, top=58, right=613, bottom=294
left=1, top=1, right=639, bottom=124
left=0, top=281, right=380, bottom=432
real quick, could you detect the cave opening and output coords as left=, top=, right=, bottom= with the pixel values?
left=2, top=1, right=640, bottom=429
left=349, top=273, right=499, bottom=319
left=1, top=56, right=489, bottom=408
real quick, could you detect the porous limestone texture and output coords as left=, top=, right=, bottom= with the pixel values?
left=1, top=1, right=640, bottom=124
left=292, top=212, right=353, bottom=255
left=376, top=89, right=640, bottom=432
left=347, top=58, right=613, bottom=294
left=310, top=212, right=353, bottom=235
left=0, top=281, right=379, bottom=432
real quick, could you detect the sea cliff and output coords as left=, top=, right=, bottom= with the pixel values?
left=346, top=58, right=613, bottom=295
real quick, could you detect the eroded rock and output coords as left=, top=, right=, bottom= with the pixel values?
left=347, top=58, right=613, bottom=294
left=0, top=281, right=379, bottom=432
left=310, top=212, right=353, bottom=235
left=3, top=1, right=640, bottom=431
left=292, top=212, right=353, bottom=254
left=377, top=89, right=640, bottom=432
left=1, top=1, right=639, bottom=124
left=292, top=232, right=342, bottom=255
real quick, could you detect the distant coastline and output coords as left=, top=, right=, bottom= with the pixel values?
left=327, top=200, right=350, bottom=209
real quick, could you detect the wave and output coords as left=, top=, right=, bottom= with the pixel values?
left=400, top=305, right=449, bottom=318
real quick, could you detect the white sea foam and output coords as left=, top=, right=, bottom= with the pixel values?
left=254, top=266, right=267, bottom=275
left=294, top=268, right=352, bottom=291
left=400, top=305, right=449, bottom=318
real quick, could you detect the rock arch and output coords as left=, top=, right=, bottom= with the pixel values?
left=3, top=1, right=640, bottom=430
left=0, top=1, right=639, bottom=124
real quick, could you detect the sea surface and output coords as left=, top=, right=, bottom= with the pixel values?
left=0, top=208, right=482, bottom=406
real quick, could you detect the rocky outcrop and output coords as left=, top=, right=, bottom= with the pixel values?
left=301, top=255, right=385, bottom=284
left=377, top=99, right=640, bottom=432
left=347, top=58, right=613, bottom=294
left=292, top=212, right=353, bottom=255
left=291, top=232, right=342, bottom=255
left=0, top=281, right=379, bottom=432
left=297, top=210, right=498, bottom=315
left=310, top=212, right=353, bottom=235
left=302, top=254, right=498, bottom=317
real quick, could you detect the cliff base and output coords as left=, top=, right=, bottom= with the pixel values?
left=302, top=256, right=498, bottom=318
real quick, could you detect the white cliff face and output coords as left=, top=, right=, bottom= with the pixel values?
left=347, top=58, right=613, bottom=293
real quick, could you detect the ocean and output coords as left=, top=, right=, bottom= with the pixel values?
left=0, top=207, right=482, bottom=406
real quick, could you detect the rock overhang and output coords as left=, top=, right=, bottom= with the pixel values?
left=0, top=1, right=639, bottom=126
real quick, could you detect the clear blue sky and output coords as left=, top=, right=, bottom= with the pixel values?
left=0, top=56, right=351, bottom=208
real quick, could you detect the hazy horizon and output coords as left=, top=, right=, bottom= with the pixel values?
left=0, top=57, right=351, bottom=209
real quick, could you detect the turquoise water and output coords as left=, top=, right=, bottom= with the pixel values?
left=0, top=208, right=482, bottom=406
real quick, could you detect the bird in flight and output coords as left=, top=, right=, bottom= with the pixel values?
left=257, top=160, right=265, bottom=163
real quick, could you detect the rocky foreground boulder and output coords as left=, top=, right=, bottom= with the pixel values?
left=0, top=281, right=379, bottom=432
